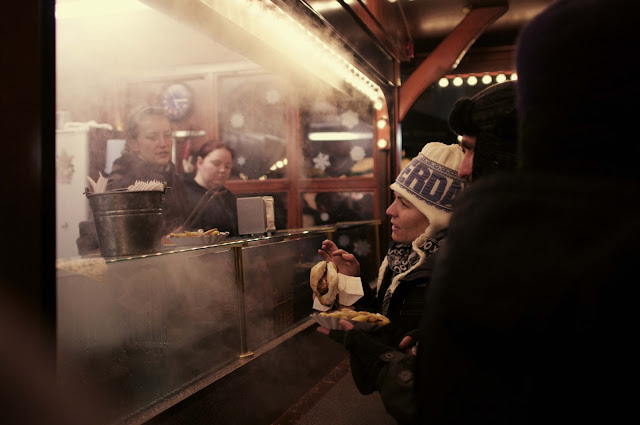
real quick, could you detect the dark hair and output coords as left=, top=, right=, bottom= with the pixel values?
left=126, top=106, right=170, bottom=141
left=194, top=140, right=234, bottom=160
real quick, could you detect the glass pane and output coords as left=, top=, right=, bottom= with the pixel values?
left=219, top=74, right=289, bottom=181
left=333, top=223, right=381, bottom=289
left=301, top=94, right=374, bottom=178
left=56, top=248, right=238, bottom=424
left=302, top=191, right=374, bottom=226
left=242, top=234, right=327, bottom=349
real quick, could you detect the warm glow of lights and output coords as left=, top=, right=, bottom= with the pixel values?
left=467, top=76, right=478, bottom=86
left=482, top=75, right=493, bottom=84
left=377, top=138, right=389, bottom=149
left=308, top=131, right=372, bottom=141
left=199, top=0, right=384, bottom=105
left=510, top=73, right=518, bottom=81
left=276, top=160, right=284, bottom=168
left=457, top=135, right=463, bottom=142
left=373, top=98, right=384, bottom=111
left=453, top=76, right=463, bottom=87
left=438, top=78, right=449, bottom=87
left=55, top=0, right=151, bottom=19
left=376, top=118, right=388, bottom=130
left=496, top=73, right=507, bottom=83
left=283, top=158, right=288, bottom=165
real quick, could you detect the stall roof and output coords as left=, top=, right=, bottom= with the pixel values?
left=303, top=0, right=553, bottom=76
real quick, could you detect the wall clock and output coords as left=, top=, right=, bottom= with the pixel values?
left=160, top=83, right=193, bottom=121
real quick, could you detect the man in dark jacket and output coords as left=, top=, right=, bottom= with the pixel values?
left=417, top=0, right=639, bottom=423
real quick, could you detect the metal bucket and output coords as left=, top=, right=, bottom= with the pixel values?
left=86, top=190, right=165, bottom=257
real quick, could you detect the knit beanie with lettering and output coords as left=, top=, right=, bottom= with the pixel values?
left=448, top=80, right=517, bottom=180
left=390, top=142, right=465, bottom=237
left=516, top=0, right=638, bottom=177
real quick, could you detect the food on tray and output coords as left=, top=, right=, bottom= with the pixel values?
left=319, top=308, right=390, bottom=326
left=310, top=260, right=339, bottom=306
left=169, top=228, right=218, bottom=238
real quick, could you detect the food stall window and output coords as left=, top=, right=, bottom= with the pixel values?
left=302, top=191, right=374, bottom=227
left=218, top=73, right=289, bottom=181
left=301, top=96, right=374, bottom=178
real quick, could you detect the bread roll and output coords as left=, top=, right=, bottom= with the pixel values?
left=310, top=261, right=339, bottom=306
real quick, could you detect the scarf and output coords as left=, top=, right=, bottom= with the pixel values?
left=381, top=235, right=442, bottom=315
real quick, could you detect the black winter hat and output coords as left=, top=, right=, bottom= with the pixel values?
left=448, top=81, right=518, bottom=180
left=516, top=0, right=639, bottom=177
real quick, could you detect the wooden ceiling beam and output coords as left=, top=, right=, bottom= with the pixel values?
left=398, top=6, right=507, bottom=121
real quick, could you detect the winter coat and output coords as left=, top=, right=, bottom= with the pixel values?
left=356, top=229, right=446, bottom=346
left=182, top=174, right=238, bottom=236
left=416, top=172, right=640, bottom=424
left=330, top=228, right=448, bottom=424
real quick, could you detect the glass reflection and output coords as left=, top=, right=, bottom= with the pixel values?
left=302, top=191, right=374, bottom=226
left=302, top=96, right=374, bottom=178
left=218, top=74, right=289, bottom=180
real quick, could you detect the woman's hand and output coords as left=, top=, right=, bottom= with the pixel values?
left=318, top=240, right=361, bottom=277
left=317, top=319, right=355, bottom=336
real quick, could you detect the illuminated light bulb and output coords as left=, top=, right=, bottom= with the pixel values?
left=438, top=78, right=449, bottom=88
left=376, top=118, right=388, bottom=129
left=283, top=158, right=288, bottom=165
left=457, top=135, right=463, bottom=142
left=467, top=75, right=478, bottom=86
left=453, top=76, right=463, bottom=87
left=510, top=73, right=518, bottom=81
left=373, top=98, right=384, bottom=111
left=377, top=138, right=389, bottom=149
left=276, top=160, right=284, bottom=168
left=270, top=164, right=277, bottom=171
left=482, top=75, right=493, bottom=84
left=496, top=73, right=507, bottom=83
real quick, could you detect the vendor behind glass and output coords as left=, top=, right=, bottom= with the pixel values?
left=182, top=140, right=238, bottom=236
left=106, top=106, right=188, bottom=234
left=76, top=106, right=188, bottom=254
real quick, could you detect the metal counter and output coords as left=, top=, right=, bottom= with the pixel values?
left=56, top=222, right=380, bottom=425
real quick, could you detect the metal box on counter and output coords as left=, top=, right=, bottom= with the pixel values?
left=237, top=196, right=276, bottom=236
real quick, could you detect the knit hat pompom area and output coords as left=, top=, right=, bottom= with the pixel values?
left=448, top=81, right=518, bottom=180
left=390, top=142, right=465, bottom=238
left=448, top=80, right=517, bottom=139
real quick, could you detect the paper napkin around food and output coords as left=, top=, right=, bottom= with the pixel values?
left=312, top=273, right=364, bottom=311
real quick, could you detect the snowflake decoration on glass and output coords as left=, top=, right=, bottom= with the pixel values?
left=340, top=110, right=359, bottom=129
left=236, top=156, right=247, bottom=166
left=265, top=89, right=281, bottom=104
left=338, top=234, right=351, bottom=248
left=350, top=146, right=366, bottom=162
left=230, top=112, right=245, bottom=128
left=313, top=152, right=331, bottom=171
left=353, top=240, right=371, bottom=257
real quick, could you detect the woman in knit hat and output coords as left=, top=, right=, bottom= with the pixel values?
left=316, top=142, right=465, bottom=344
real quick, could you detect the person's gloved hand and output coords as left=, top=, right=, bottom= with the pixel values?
left=317, top=319, right=354, bottom=344
left=398, top=328, right=422, bottom=355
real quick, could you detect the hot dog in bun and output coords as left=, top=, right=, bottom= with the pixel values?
left=310, top=260, right=339, bottom=306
